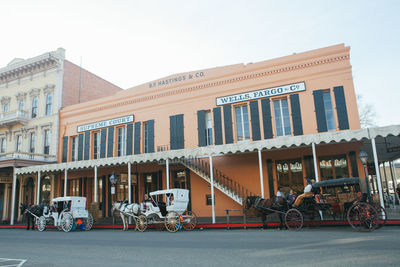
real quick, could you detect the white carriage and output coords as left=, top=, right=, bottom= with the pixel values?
left=36, top=196, right=94, bottom=232
left=136, top=189, right=197, bottom=232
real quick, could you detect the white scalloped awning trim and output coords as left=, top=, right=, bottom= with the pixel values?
left=15, top=125, right=400, bottom=175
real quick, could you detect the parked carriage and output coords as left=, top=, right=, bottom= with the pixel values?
left=312, top=177, right=387, bottom=232
left=135, top=189, right=197, bottom=232
left=35, top=196, right=94, bottom=232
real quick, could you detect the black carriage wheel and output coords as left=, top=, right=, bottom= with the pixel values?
left=285, top=209, right=303, bottom=231
left=347, top=203, right=379, bottom=232
left=375, top=206, right=387, bottom=229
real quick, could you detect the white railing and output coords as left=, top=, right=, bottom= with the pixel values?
left=0, top=152, right=56, bottom=162
left=0, top=110, right=29, bottom=125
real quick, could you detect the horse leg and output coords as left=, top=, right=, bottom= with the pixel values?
left=121, top=214, right=126, bottom=230
left=261, top=214, right=268, bottom=229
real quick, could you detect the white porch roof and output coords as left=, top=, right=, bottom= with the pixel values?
left=15, top=125, right=400, bottom=175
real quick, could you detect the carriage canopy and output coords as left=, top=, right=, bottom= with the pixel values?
left=52, top=196, right=87, bottom=209
left=312, top=177, right=360, bottom=188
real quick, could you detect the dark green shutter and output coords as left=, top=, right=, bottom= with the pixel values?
left=148, top=120, right=154, bottom=153
left=223, top=105, right=233, bottom=144
left=304, top=155, right=316, bottom=179
left=349, top=151, right=359, bottom=177
left=313, top=90, right=328, bottom=132
left=62, top=136, right=68, bottom=162
left=100, top=128, right=107, bottom=158
left=334, top=86, right=349, bottom=130
left=126, top=123, right=133, bottom=155
left=134, top=122, right=141, bottom=154
left=267, top=159, right=275, bottom=198
left=250, top=101, right=261, bottom=141
left=170, top=114, right=184, bottom=150
left=290, top=94, right=303, bottom=136
left=261, top=99, right=273, bottom=139
left=84, top=132, right=90, bottom=160
left=213, top=107, right=223, bottom=145
left=170, top=115, right=176, bottom=150
left=197, top=110, right=206, bottom=147
left=107, top=127, right=114, bottom=157
left=78, top=133, right=84, bottom=161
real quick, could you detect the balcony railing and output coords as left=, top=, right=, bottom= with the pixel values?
left=0, top=151, right=56, bottom=162
left=0, top=110, right=29, bottom=126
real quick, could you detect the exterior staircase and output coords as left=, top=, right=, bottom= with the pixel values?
left=178, top=157, right=254, bottom=206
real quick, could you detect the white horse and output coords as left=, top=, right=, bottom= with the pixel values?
left=111, top=202, right=140, bottom=231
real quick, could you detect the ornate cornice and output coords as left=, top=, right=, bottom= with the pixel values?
left=43, top=83, right=55, bottom=94
left=29, top=88, right=41, bottom=98
left=1, top=96, right=11, bottom=105
left=15, top=91, right=27, bottom=101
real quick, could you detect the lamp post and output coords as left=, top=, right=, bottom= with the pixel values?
left=109, top=172, right=118, bottom=204
left=359, top=150, right=372, bottom=203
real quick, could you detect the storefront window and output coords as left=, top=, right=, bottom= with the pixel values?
left=319, top=155, right=348, bottom=180
left=276, top=159, right=303, bottom=193
left=40, top=176, right=51, bottom=204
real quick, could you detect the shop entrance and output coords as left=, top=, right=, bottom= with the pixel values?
left=142, top=172, right=161, bottom=201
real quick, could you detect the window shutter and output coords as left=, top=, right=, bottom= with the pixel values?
left=213, top=107, right=223, bottom=145
left=107, top=127, right=114, bottom=157
left=148, top=120, right=154, bottom=153
left=100, top=128, right=107, bottom=158
left=126, top=123, right=133, bottom=155
left=334, top=86, right=349, bottom=130
left=177, top=114, right=184, bottom=149
left=78, top=133, right=84, bottom=161
left=197, top=110, right=206, bottom=147
left=223, top=105, right=233, bottom=144
left=261, top=99, right=273, bottom=139
left=84, top=132, right=90, bottom=160
left=169, top=115, right=176, bottom=150
left=313, top=90, right=328, bottom=132
left=134, top=122, right=141, bottom=155
left=250, top=101, right=261, bottom=141
left=62, top=136, right=68, bottom=162
left=170, top=114, right=184, bottom=150
left=349, top=151, right=359, bottom=177
left=290, top=94, right=304, bottom=136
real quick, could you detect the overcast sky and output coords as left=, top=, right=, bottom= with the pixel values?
left=1, top=0, right=399, bottom=126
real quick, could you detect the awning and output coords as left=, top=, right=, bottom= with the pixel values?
left=15, top=124, right=400, bottom=175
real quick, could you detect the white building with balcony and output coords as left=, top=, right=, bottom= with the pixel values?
left=0, top=48, right=122, bottom=223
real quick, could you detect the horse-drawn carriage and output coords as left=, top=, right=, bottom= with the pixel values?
left=114, top=189, right=197, bottom=232
left=35, top=196, right=94, bottom=232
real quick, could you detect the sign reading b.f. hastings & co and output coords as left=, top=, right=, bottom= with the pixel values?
left=216, top=82, right=306, bottom=106
left=77, top=115, right=134, bottom=133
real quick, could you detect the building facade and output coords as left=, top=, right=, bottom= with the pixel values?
left=0, top=48, right=121, bottom=223
left=15, top=44, right=397, bottom=223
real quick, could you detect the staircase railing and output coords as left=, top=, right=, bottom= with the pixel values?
left=180, top=157, right=254, bottom=204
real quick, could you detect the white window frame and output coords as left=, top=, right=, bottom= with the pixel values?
left=71, top=136, right=78, bottom=161
left=205, top=111, right=213, bottom=146
left=273, top=98, right=291, bottom=137
left=0, top=138, right=6, bottom=153
left=234, top=105, right=250, bottom=141
left=43, top=129, right=50, bottom=154
left=93, top=131, right=100, bottom=159
left=322, top=91, right=336, bottom=131
left=16, top=135, right=22, bottom=152
left=117, top=127, right=125, bottom=157
left=32, top=96, right=38, bottom=118
left=29, top=132, right=36, bottom=153
left=45, top=93, right=52, bottom=116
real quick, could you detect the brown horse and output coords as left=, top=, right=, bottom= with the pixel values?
left=245, top=196, right=289, bottom=229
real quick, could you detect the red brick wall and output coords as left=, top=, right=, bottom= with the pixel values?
left=62, top=60, right=122, bottom=107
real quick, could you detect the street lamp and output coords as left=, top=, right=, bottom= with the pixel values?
left=109, top=172, right=118, bottom=204
left=359, top=150, right=372, bottom=203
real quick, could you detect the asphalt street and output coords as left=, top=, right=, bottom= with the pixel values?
left=0, top=227, right=399, bottom=267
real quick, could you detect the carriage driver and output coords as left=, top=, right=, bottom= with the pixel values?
left=293, top=178, right=314, bottom=207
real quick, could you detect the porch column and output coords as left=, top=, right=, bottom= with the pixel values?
left=209, top=156, right=215, bottom=224
left=128, top=162, right=132, bottom=224
left=36, top=171, right=41, bottom=205
left=94, top=166, right=98, bottom=202
left=371, top=138, right=385, bottom=209
left=166, top=158, right=170, bottom=190
left=10, top=167, right=17, bottom=225
left=382, top=162, right=391, bottom=206
left=312, top=142, right=320, bottom=182
left=391, top=161, right=399, bottom=203
left=64, top=169, right=68, bottom=197
left=258, top=149, right=265, bottom=198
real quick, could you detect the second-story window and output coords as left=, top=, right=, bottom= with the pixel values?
left=45, top=93, right=52, bottom=116
left=93, top=132, right=100, bottom=159
left=206, top=111, right=213, bottom=145
left=16, top=135, right=22, bottom=152
left=322, top=91, right=336, bottom=131
left=144, top=122, right=150, bottom=153
left=0, top=138, right=6, bottom=153
left=3, top=103, right=9, bottom=113
left=273, top=98, right=291, bottom=137
left=117, top=127, right=125, bottom=157
left=18, top=100, right=25, bottom=112
left=71, top=136, right=78, bottom=161
left=43, top=130, right=50, bottom=154
left=235, top=105, right=250, bottom=141
left=32, top=97, right=38, bottom=118
left=29, top=132, right=36, bottom=153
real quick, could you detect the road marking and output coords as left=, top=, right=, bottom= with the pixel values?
left=0, top=258, right=26, bottom=267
